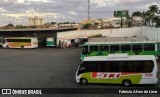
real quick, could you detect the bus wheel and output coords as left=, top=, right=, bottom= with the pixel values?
left=122, top=80, right=131, bottom=87
left=21, top=46, right=24, bottom=50
left=80, top=78, right=88, bottom=85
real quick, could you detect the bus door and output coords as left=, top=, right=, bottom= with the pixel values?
left=2, top=39, right=7, bottom=48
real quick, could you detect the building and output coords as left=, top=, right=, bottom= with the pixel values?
left=105, top=17, right=128, bottom=28
left=80, top=19, right=104, bottom=29
left=29, top=16, right=44, bottom=26
left=80, top=20, right=96, bottom=24
left=132, top=16, right=143, bottom=27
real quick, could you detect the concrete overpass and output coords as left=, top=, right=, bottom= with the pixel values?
left=0, top=27, right=77, bottom=46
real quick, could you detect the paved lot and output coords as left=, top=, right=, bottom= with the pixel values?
left=0, top=48, right=159, bottom=97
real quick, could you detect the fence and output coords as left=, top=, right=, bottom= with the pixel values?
left=57, top=27, right=143, bottom=39
left=142, top=27, right=160, bottom=41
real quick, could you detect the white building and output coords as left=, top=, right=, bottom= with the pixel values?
left=29, top=16, right=44, bottom=26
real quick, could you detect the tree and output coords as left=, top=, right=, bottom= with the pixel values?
left=152, top=16, right=160, bottom=26
left=156, top=19, right=160, bottom=27
left=148, top=5, right=159, bottom=26
left=132, top=11, right=142, bottom=26
left=148, top=5, right=159, bottom=16
left=132, top=11, right=142, bottom=17
left=50, top=22, right=57, bottom=24
left=141, top=11, right=148, bottom=26
left=144, top=11, right=153, bottom=26
left=126, top=15, right=132, bottom=27
left=6, top=23, right=14, bottom=27
left=15, top=25, right=29, bottom=29
left=82, top=24, right=91, bottom=29
left=63, top=22, right=70, bottom=24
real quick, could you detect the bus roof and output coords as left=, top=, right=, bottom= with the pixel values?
left=83, top=54, right=156, bottom=61
left=83, top=41, right=160, bottom=46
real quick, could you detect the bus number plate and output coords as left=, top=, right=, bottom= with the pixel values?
left=145, top=73, right=153, bottom=77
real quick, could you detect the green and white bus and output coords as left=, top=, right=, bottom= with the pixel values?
left=81, top=41, right=160, bottom=60
left=46, top=37, right=56, bottom=47
left=76, top=54, right=158, bottom=86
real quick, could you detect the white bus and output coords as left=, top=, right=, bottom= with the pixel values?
left=76, top=54, right=158, bottom=86
left=2, top=37, right=38, bottom=49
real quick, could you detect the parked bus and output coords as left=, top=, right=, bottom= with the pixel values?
left=46, top=37, right=56, bottom=47
left=76, top=54, right=158, bottom=86
left=2, top=37, right=38, bottom=49
left=81, top=41, right=160, bottom=60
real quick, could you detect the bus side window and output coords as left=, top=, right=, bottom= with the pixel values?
left=131, top=61, right=144, bottom=72
left=100, top=46, right=109, bottom=52
left=90, top=46, right=99, bottom=52
left=105, top=62, right=110, bottom=72
left=143, top=61, right=154, bottom=72
left=95, top=61, right=102, bottom=72
left=98, top=61, right=107, bottom=72
left=117, top=61, right=124, bottom=72
left=25, top=39, right=31, bottom=43
left=143, top=44, right=155, bottom=51
left=127, top=61, right=134, bottom=72
left=136, top=62, right=144, bottom=72
left=123, top=63, right=129, bottom=72
left=109, top=61, right=118, bottom=72
left=82, top=46, right=89, bottom=54
left=121, top=45, right=131, bottom=51
left=110, top=45, right=119, bottom=52
left=85, top=61, right=94, bottom=72
left=132, top=44, right=142, bottom=51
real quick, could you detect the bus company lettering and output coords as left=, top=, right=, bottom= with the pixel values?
left=91, top=72, right=121, bottom=79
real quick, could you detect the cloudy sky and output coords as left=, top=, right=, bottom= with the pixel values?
left=0, top=0, right=160, bottom=26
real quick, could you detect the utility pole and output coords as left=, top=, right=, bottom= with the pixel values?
left=88, top=0, right=90, bottom=20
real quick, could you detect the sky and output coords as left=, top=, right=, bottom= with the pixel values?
left=0, top=0, right=160, bottom=26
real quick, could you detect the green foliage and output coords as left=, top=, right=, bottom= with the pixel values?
left=82, top=24, right=91, bottom=29
left=15, top=25, right=29, bottom=29
left=132, top=4, right=160, bottom=27
left=156, top=18, right=160, bottom=27
left=132, top=11, right=142, bottom=17
left=6, top=23, right=14, bottom=27
left=50, top=22, right=57, bottom=24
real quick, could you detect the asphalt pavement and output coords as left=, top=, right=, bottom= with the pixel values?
left=0, top=48, right=159, bottom=97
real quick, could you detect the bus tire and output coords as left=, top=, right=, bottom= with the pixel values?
left=21, top=46, right=24, bottom=50
left=122, top=80, right=131, bottom=87
left=6, top=45, right=9, bottom=49
left=80, top=78, right=88, bottom=85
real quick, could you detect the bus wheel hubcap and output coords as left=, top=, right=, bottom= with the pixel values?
left=124, top=81, right=130, bottom=86
left=81, top=79, right=87, bottom=84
